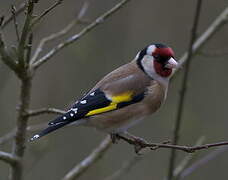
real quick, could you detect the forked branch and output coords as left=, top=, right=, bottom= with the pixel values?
left=32, top=0, right=132, bottom=70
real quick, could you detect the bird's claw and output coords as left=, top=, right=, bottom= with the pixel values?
left=110, top=133, right=120, bottom=144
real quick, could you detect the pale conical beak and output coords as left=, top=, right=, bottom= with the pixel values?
left=165, top=57, right=178, bottom=69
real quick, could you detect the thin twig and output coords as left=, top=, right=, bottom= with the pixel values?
left=32, top=0, right=132, bottom=70
left=30, top=0, right=63, bottom=29
left=0, top=151, right=19, bottom=165
left=104, top=156, right=142, bottom=180
left=116, top=134, right=228, bottom=154
left=173, top=136, right=205, bottom=179
left=30, top=2, right=89, bottom=65
left=199, top=48, right=228, bottom=57
left=0, top=123, right=47, bottom=146
left=167, top=1, right=203, bottom=179
left=1, top=3, right=26, bottom=29
left=180, top=146, right=228, bottom=179
left=17, top=0, right=34, bottom=69
left=62, top=135, right=112, bottom=180
left=0, top=16, right=4, bottom=26
left=0, top=32, right=19, bottom=74
left=173, top=7, right=228, bottom=75
left=25, top=33, right=33, bottom=64
left=11, top=5, right=20, bottom=43
left=0, top=130, right=16, bottom=146
left=26, top=107, right=65, bottom=117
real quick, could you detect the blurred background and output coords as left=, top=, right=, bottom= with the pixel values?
left=0, top=0, right=228, bottom=179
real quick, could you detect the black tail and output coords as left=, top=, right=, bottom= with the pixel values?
left=30, top=121, right=70, bottom=142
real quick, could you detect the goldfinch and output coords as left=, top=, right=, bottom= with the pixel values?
left=30, top=43, right=178, bottom=141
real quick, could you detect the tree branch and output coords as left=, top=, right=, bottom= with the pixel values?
left=116, top=134, right=228, bottom=154
left=26, top=107, right=65, bottom=117
left=104, top=156, right=142, bottom=180
left=0, top=32, right=19, bottom=74
left=32, top=0, right=132, bottom=70
left=0, top=151, right=19, bottom=165
left=25, top=33, right=33, bottom=64
left=179, top=146, right=228, bottom=179
left=17, top=0, right=34, bottom=69
left=167, top=1, right=203, bottom=179
left=30, top=2, right=89, bottom=65
left=30, top=0, right=63, bottom=29
left=1, top=3, right=26, bottom=29
left=173, top=6, right=228, bottom=75
left=173, top=136, right=205, bottom=179
left=10, top=77, right=32, bottom=180
left=62, top=135, right=112, bottom=180
left=0, top=123, right=47, bottom=146
left=11, top=5, right=20, bottom=43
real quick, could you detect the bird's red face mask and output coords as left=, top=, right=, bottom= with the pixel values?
left=152, top=47, right=178, bottom=77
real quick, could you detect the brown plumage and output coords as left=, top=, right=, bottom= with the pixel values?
left=87, top=60, right=166, bottom=132
left=30, top=43, right=178, bottom=141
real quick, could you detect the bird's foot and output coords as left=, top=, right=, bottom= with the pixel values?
left=110, top=133, right=120, bottom=144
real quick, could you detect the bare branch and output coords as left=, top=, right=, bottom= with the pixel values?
left=30, top=2, right=89, bottom=65
left=10, top=78, right=32, bottom=180
left=32, top=0, right=132, bottom=70
left=26, top=107, right=65, bottom=117
left=77, top=2, right=89, bottom=20
left=0, top=32, right=19, bottom=74
left=0, top=151, right=19, bottom=165
left=1, top=3, right=26, bottom=28
left=104, top=156, right=142, bottom=180
left=173, top=136, right=205, bottom=178
left=9, top=2, right=35, bottom=177
left=11, top=5, right=20, bottom=43
left=30, top=0, right=63, bottom=29
left=168, top=1, right=203, bottom=179
left=116, top=134, right=228, bottom=154
left=62, top=136, right=112, bottom=180
left=0, top=123, right=47, bottom=146
left=17, top=0, right=35, bottom=68
left=199, top=48, right=228, bottom=57
left=0, top=16, right=4, bottom=26
left=0, top=130, right=16, bottom=146
left=180, top=146, right=228, bottom=179
left=173, top=7, right=228, bottom=75
left=25, top=33, right=33, bottom=64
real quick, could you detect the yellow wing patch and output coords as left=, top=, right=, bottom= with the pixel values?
left=111, top=91, right=133, bottom=103
left=85, top=91, right=133, bottom=116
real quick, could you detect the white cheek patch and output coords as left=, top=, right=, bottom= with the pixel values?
left=141, top=55, right=155, bottom=77
left=146, top=45, right=156, bottom=55
left=141, top=55, right=169, bottom=87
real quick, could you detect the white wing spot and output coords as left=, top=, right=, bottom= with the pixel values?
left=30, top=134, right=40, bottom=141
left=63, top=116, right=67, bottom=120
left=80, top=100, right=87, bottom=104
left=90, top=92, right=95, bottom=96
left=70, top=113, right=74, bottom=117
left=72, top=108, right=78, bottom=113
left=34, top=134, right=39, bottom=139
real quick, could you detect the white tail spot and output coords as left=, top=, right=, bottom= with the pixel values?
left=30, top=134, right=40, bottom=141
left=72, top=108, right=78, bottom=113
left=90, top=92, right=95, bottom=96
left=80, top=100, right=87, bottom=104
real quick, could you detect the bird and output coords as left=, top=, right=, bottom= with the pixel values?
left=30, top=43, right=178, bottom=142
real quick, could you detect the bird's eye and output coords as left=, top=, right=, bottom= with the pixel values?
left=153, top=54, right=159, bottom=59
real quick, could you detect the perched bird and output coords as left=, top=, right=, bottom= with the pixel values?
left=30, top=43, right=178, bottom=142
